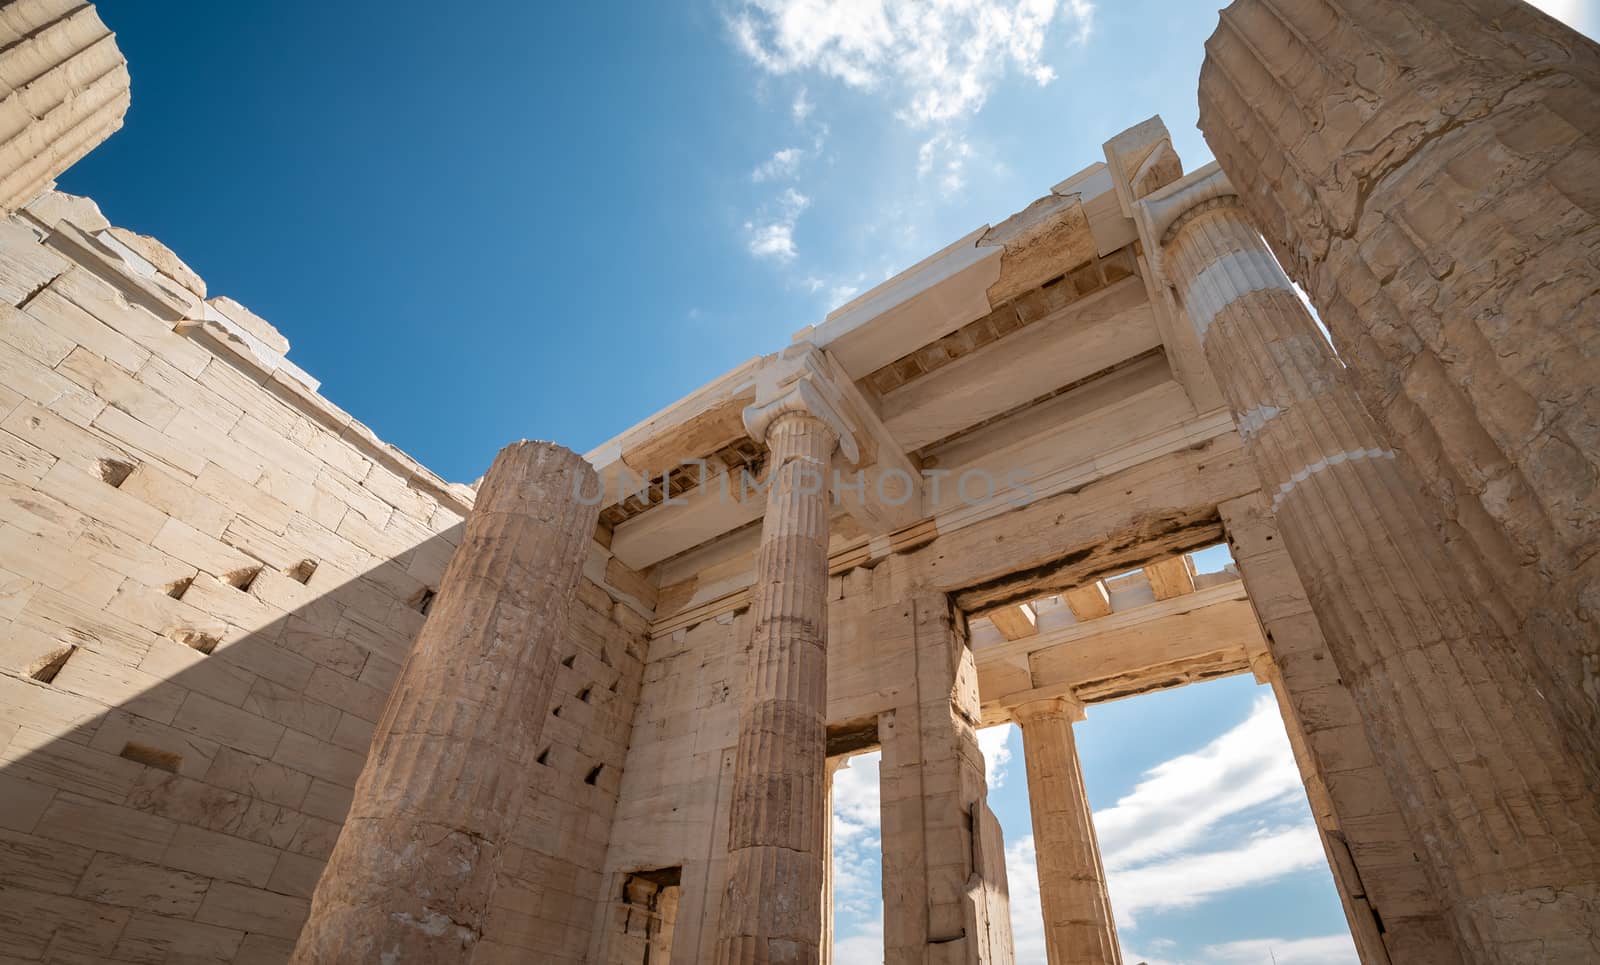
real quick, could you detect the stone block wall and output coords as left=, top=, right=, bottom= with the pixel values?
left=603, top=552, right=1013, bottom=964
left=477, top=574, right=651, bottom=964
left=0, top=190, right=650, bottom=963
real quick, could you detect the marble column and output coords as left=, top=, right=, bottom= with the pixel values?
left=717, top=377, right=852, bottom=965
left=1246, top=650, right=1393, bottom=965
left=1198, top=0, right=1600, bottom=783
left=0, top=0, right=130, bottom=214
left=291, top=441, right=599, bottom=964
left=1011, top=696, right=1120, bottom=965
left=1147, top=174, right=1600, bottom=961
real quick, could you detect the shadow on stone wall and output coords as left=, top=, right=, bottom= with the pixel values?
left=0, top=524, right=465, bottom=963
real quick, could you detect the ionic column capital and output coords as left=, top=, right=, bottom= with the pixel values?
left=1009, top=693, right=1087, bottom=725
left=742, top=373, right=861, bottom=465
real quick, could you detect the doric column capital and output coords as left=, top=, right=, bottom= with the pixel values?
left=742, top=370, right=861, bottom=465
left=1009, top=693, right=1086, bottom=725
left=1139, top=163, right=1241, bottom=247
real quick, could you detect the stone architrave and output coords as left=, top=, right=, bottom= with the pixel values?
left=1010, top=696, right=1120, bottom=965
left=290, top=441, right=600, bottom=964
left=716, top=373, right=857, bottom=965
left=1147, top=172, right=1600, bottom=961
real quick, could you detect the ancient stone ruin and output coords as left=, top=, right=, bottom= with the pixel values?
left=0, top=0, right=1595, bottom=962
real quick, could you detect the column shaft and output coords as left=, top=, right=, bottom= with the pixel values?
left=1222, top=495, right=1458, bottom=965
left=1198, top=0, right=1600, bottom=781
left=717, top=411, right=837, bottom=964
left=1014, top=698, right=1120, bottom=965
left=290, top=441, right=599, bottom=963
left=0, top=0, right=131, bottom=214
left=1161, top=197, right=1600, bottom=961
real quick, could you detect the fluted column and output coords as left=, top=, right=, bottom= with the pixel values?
left=1011, top=696, right=1120, bottom=965
left=717, top=376, right=852, bottom=965
left=1148, top=175, right=1600, bottom=962
left=291, top=441, right=599, bottom=964
left=1246, top=650, right=1394, bottom=965
left=1198, top=0, right=1600, bottom=780
left=0, top=0, right=131, bottom=214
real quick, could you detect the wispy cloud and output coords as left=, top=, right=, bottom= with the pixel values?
left=1109, top=824, right=1326, bottom=922
left=745, top=187, right=811, bottom=261
left=1006, top=834, right=1049, bottom=962
left=728, top=0, right=1095, bottom=125
left=979, top=723, right=1014, bottom=789
left=831, top=750, right=885, bottom=927
left=1093, top=696, right=1305, bottom=871
left=792, top=85, right=814, bottom=121
left=752, top=146, right=805, bottom=182
left=727, top=0, right=1094, bottom=275
left=1127, top=933, right=1359, bottom=965
left=917, top=132, right=973, bottom=195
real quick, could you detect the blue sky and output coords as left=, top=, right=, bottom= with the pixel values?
left=65, top=2, right=1597, bottom=963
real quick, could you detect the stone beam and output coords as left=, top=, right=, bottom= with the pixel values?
left=975, top=582, right=1257, bottom=723
left=1142, top=556, right=1195, bottom=600
left=813, top=347, right=923, bottom=535
left=1062, top=582, right=1112, bottom=622
left=927, top=430, right=1257, bottom=610
left=986, top=603, right=1039, bottom=641
left=585, top=359, right=763, bottom=513
left=879, top=276, right=1159, bottom=451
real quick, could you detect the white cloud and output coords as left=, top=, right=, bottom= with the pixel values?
left=1204, top=934, right=1359, bottom=965
left=917, top=133, right=972, bottom=195
left=1005, top=834, right=1048, bottom=963
left=747, top=222, right=798, bottom=260
left=1093, top=696, right=1305, bottom=872
left=752, top=146, right=806, bottom=182
left=978, top=723, right=1015, bottom=790
left=1109, top=824, right=1326, bottom=923
left=1004, top=692, right=1333, bottom=954
left=1126, top=933, right=1359, bottom=965
left=830, top=750, right=885, bottom=932
left=745, top=187, right=812, bottom=261
left=793, top=85, right=814, bottom=121
left=831, top=751, right=881, bottom=843
left=833, top=918, right=886, bottom=965
left=728, top=0, right=1095, bottom=125
left=828, top=284, right=860, bottom=307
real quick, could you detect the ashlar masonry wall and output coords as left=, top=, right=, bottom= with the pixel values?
left=0, top=190, right=650, bottom=964
left=605, top=549, right=1013, bottom=965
